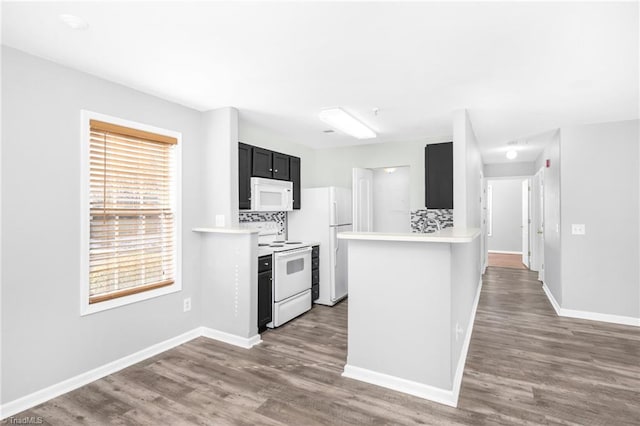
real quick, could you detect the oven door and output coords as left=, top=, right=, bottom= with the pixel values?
left=273, top=247, right=312, bottom=302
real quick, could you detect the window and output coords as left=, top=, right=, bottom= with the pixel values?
left=81, top=111, right=181, bottom=315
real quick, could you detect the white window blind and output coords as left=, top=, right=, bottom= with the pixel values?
left=89, top=119, right=177, bottom=304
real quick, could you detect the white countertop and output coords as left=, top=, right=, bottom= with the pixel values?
left=192, top=227, right=259, bottom=234
left=337, top=227, right=481, bottom=243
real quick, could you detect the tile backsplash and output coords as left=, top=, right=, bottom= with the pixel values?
left=410, top=209, right=454, bottom=233
left=239, top=211, right=287, bottom=235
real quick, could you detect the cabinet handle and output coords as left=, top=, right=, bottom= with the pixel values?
left=264, top=262, right=269, bottom=266
left=269, top=168, right=273, bottom=172
left=274, top=169, right=278, bottom=173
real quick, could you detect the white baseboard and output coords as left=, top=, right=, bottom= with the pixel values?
left=342, top=279, right=484, bottom=408
left=559, top=308, right=640, bottom=327
left=1, top=327, right=262, bottom=420
left=0, top=328, right=201, bottom=419
left=201, top=327, right=262, bottom=349
left=542, top=282, right=639, bottom=327
left=342, top=365, right=457, bottom=407
left=542, top=282, right=561, bottom=315
left=488, top=250, right=522, bottom=255
left=451, top=279, right=483, bottom=405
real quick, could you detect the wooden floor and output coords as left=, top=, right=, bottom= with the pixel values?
left=488, top=252, right=527, bottom=269
left=9, top=268, right=640, bottom=425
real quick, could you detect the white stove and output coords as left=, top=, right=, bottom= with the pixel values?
left=240, top=221, right=313, bottom=328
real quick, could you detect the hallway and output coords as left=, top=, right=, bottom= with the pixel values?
left=460, top=267, right=640, bottom=424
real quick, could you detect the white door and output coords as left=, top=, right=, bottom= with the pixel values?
left=352, top=168, right=373, bottom=232
left=536, top=170, right=545, bottom=281
left=481, top=176, right=488, bottom=273
left=530, top=169, right=545, bottom=272
left=521, top=179, right=530, bottom=268
left=330, top=225, right=350, bottom=301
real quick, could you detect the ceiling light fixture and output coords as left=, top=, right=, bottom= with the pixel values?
left=318, top=108, right=376, bottom=139
left=506, top=149, right=518, bottom=160
left=384, top=168, right=396, bottom=174
left=59, top=14, right=89, bottom=30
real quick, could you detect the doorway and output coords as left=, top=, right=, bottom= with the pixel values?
left=486, top=177, right=533, bottom=269
left=352, top=166, right=410, bottom=233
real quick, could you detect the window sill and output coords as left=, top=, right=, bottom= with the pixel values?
left=80, top=281, right=181, bottom=316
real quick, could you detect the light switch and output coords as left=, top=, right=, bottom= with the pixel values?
left=571, top=224, right=586, bottom=235
left=215, top=214, right=225, bottom=227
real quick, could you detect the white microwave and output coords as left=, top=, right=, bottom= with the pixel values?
left=250, top=177, right=293, bottom=211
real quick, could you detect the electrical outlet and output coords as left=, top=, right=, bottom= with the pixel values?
left=571, top=224, right=586, bottom=235
left=455, top=323, right=464, bottom=341
left=215, top=214, right=225, bottom=227
left=183, top=297, right=191, bottom=312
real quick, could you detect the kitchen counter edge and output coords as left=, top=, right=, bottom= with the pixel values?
left=192, top=227, right=259, bottom=234
left=337, top=228, right=480, bottom=243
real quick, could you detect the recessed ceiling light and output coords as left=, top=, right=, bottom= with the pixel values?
left=59, top=14, right=89, bottom=30
left=318, top=108, right=376, bottom=139
left=506, top=150, right=518, bottom=160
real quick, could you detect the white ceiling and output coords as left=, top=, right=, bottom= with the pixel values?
left=3, top=2, right=638, bottom=163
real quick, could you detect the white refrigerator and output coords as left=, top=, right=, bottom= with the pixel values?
left=288, top=187, right=352, bottom=306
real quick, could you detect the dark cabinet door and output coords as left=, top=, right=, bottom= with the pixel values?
left=258, top=269, right=272, bottom=330
left=272, top=152, right=290, bottom=180
left=252, top=147, right=273, bottom=178
left=425, top=142, right=453, bottom=209
left=289, top=156, right=301, bottom=209
left=238, top=143, right=252, bottom=210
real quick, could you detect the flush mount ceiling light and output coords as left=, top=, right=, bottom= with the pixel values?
left=384, top=168, right=396, bottom=173
left=59, top=14, right=89, bottom=30
left=318, top=108, right=376, bottom=139
left=506, top=149, right=518, bottom=160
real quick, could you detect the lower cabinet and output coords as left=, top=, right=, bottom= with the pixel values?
left=258, top=255, right=273, bottom=331
left=311, top=245, right=320, bottom=302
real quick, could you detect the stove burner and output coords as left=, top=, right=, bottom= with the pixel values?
left=285, top=241, right=301, bottom=244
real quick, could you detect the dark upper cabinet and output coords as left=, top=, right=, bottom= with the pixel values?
left=425, top=142, right=453, bottom=209
left=238, top=143, right=252, bottom=209
left=239, top=143, right=301, bottom=209
left=272, top=152, right=290, bottom=181
left=252, top=147, right=291, bottom=181
left=289, top=156, right=301, bottom=209
left=252, top=147, right=274, bottom=178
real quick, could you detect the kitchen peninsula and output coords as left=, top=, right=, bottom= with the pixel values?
left=338, top=228, right=481, bottom=407
left=193, top=227, right=262, bottom=349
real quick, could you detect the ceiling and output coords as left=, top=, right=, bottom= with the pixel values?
left=3, top=2, right=638, bottom=163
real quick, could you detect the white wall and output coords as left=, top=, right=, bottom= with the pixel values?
left=372, top=167, right=411, bottom=233
left=202, top=107, right=239, bottom=227
left=311, top=137, right=450, bottom=210
left=535, top=130, right=562, bottom=304
left=560, top=120, right=639, bottom=318
left=487, top=179, right=523, bottom=253
left=1, top=48, right=203, bottom=403
left=452, top=110, right=483, bottom=228
left=484, top=161, right=536, bottom=178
